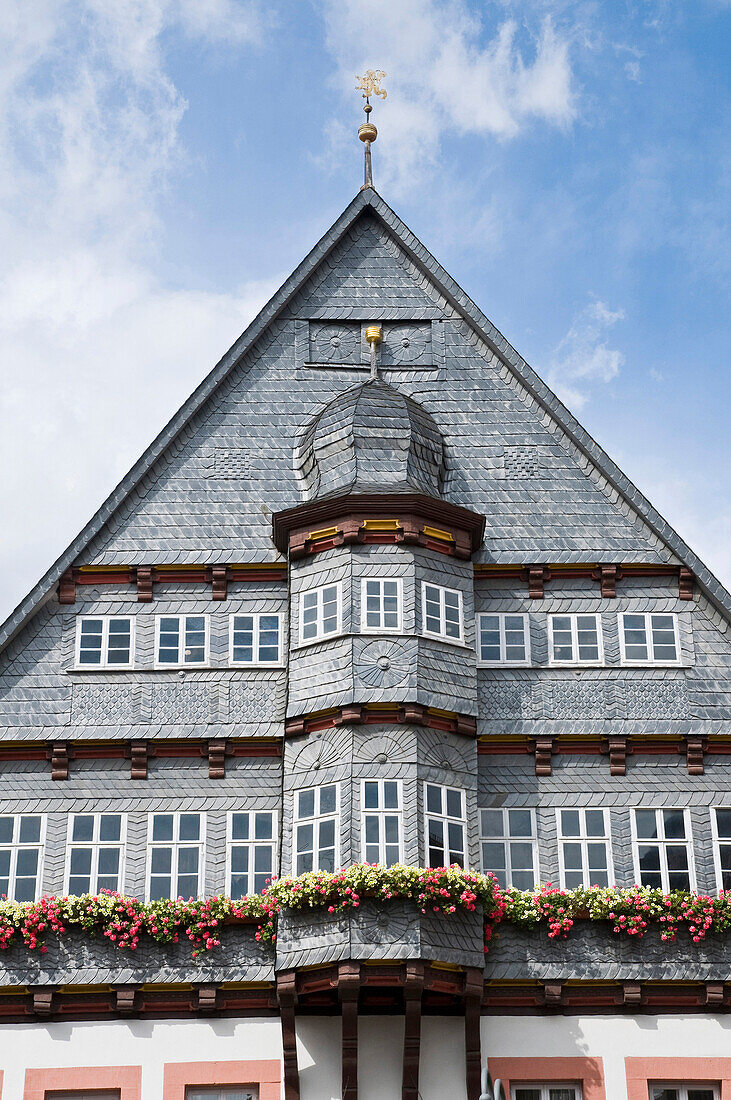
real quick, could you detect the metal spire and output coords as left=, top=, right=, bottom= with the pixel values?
left=355, top=70, right=387, bottom=190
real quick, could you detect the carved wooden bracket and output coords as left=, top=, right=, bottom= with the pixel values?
left=204, top=739, right=228, bottom=779
left=622, top=981, right=642, bottom=1007
left=115, top=987, right=137, bottom=1015
left=197, top=984, right=218, bottom=1013
left=128, top=740, right=152, bottom=780
left=543, top=982, right=563, bottom=1006
left=604, top=735, right=629, bottom=776
left=135, top=566, right=154, bottom=602
left=47, top=741, right=71, bottom=781
left=277, top=971, right=300, bottom=1100
left=592, top=564, right=622, bottom=598
left=686, top=735, right=706, bottom=776
left=58, top=568, right=77, bottom=604
left=527, top=565, right=551, bottom=599
left=339, top=962, right=361, bottom=1100
left=210, top=565, right=228, bottom=600
left=532, top=736, right=555, bottom=777
left=33, top=990, right=54, bottom=1017
left=704, top=982, right=725, bottom=1006
left=679, top=566, right=694, bottom=601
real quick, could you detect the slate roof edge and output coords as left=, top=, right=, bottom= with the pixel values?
left=362, top=189, right=731, bottom=625
left=1, top=186, right=729, bottom=655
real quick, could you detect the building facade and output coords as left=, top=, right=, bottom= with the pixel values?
left=0, top=182, right=730, bottom=1100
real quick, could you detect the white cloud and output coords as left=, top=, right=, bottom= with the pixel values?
left=545, top=298, right=625, bottom=410
left=321, top=0, right=576, bottom=195
left=0, top=0, right=266, bottom=622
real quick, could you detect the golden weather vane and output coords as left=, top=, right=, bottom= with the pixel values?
left=355, top=70, right=387, bottom=191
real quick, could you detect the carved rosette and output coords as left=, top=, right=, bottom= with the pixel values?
left=356, top=639, right=410, bottom=689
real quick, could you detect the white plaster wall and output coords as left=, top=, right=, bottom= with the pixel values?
left=2, top=1013, right=731, bottom=1099
left=296, top=1015, right=467, bottom=1100
left=483, top=1015, right=731, bottom=1100
left=0, top=1017, right=281, bottom=1100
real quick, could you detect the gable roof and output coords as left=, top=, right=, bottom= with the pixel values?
left=2, top=186, right=730, bottom=654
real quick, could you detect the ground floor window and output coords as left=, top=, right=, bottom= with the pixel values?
left=186, top=1090, right=258, bottom=1099
left=649, top=1087, right=718, bottom=1100
left=513, top=1087, right=582, bottom=1100
left=47, top=1093, right=121, bottom=1099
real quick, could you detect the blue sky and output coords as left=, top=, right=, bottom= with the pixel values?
left=0, top=0, right=729, bottom=620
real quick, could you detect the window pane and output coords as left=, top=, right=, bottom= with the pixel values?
left=623, top=613, right=648, bottom=660
left=482, top=842, right=506, bottom=870
left=319, top=785, right=337, bottom=814
left=107, top=618, right=131, bottom=663
left=297, top=790, right=315, bottom=819
left=0, top=818, right=13, bottom=845
left=254, top=813, right=272, bottom=840
left=72, top=815, right=94, bottom=842
left=635, top=809, right=658, bottom=839
left=383, top=781, right=399, bottom=809
left=445, top=788, right=463, bottom=819
left=552, top=615, right=574, bottom=661
left=184, top=616, right=206, bottom=662
left=19, top=816, right=41, bottom=843
left=585, top=810, right=606, bottom=837
left=508, top=809, right=533, bottom=837
left=232, top=615, right=254, bottom=663
left=158, top=617, right=180, bottom=663
left=152, top=814, right=175, bottom=841
left=97, top=848, right=120, bottom=878
left=717, top=809, right=731, bottom=838
left=79, top=619, right=104, bottom=664
left=426, top=785, right=442, bottom=814
left=481, top=810, right=504, bottom=837
left=561, top=810, right=581, bottom=837
left=663, top=809, right=686, bottom=840
left=100, top=815, right=122, bottom=842
left=179, top=814, right=200, bottom=841
left=363, top=781, right=379, bottom=810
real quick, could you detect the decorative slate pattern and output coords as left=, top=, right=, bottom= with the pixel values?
left=153, top=683, right=212, bottom=724
left=72, top=683, right=138, bottom=725
left=309, top=321, right=361, bottom=364
left=379, top=322, right=432, bottom=366
left=355, top=638, right=411, bottom=689
left=503, top=446, right=540, bottom=479
left=210, top=448, right=252, bottom=479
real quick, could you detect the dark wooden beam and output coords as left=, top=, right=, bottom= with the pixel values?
left=339, top=962, right=361, bottom=1100
left=277, top=971, right=300, bottom=1100
left=402, top=962, right=423, bottom=1100
left=464, top=968, right=483, bottom=1100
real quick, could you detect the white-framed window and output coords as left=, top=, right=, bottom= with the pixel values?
left=619, top=613, right=680, bottom=664
left=300, top=583, right=341, bottom=643
left=75, top=616, right=135, bottom=668
left=480, top=808, right=537, bottom=889
left=557, top=808, right=612, bottom=889
left=155, top=615, right=208, bottom=667
left=548, top=614, right=603, bottom=665
left=362, top=780, right=402, bottom=866
left=424, top=783, right=466, bottom=868
left=476, top=613, right=530, bottom=665
left=147, top=812, right=204, bottom=900
left=632, top=808, right=694, bottom=892
left=711, top=807, right=731, bottom=891
left=0, top=814, right=44, bottom=901
left=293, top=784, right=339, bottom=874
left=649, top=1086, right=719, bottom=1100
left=361, top=578, right=403, bottom=632
left=512, top=1086, right=582, bottom=1100
left=229, top=613, right=282, bottom=666
left=227, top=810, right=277, bottom=897
left=422, top=583, right=464, bottom=642
left=65, top=813, right=125, bottom=895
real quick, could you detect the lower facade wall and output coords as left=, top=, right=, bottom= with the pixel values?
left=2, top=1015, right=731, bottom=1098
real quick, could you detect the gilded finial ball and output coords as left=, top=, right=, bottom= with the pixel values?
left=359, top=122, right=378, bottom=143
left=365, top=324, right=382, bottom=344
